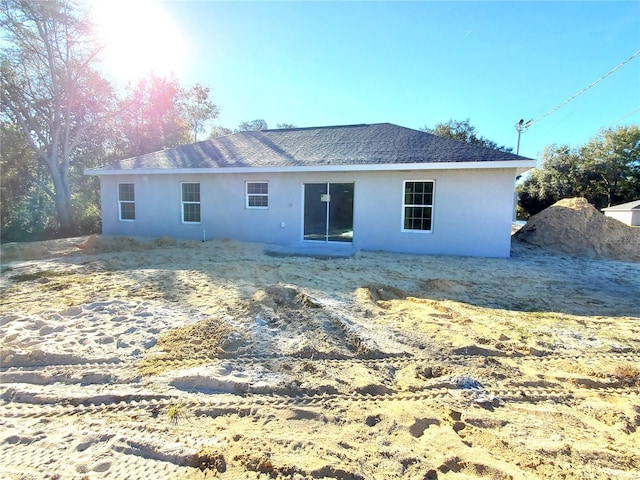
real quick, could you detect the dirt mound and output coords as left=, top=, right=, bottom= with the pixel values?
left=253, top=285, right=322, bottom=310
left=363, top=283, right=408, bottom=303
left=515, top=197, right=640, bottom=262
left=79, top=235, right=178, bottom=254
left=0, top=238, right=73, bottom=262
left=1, top=235, right=180, bottom=262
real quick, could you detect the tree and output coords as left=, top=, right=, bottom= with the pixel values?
left=517, top=125, right=640, bottom=216
left=236, top=119, right=268, bottom=132
left=180, top=83, right=219, bottom=142
left=0, top=0, right=112, bottom=232
left=117, top=76, right=220, bottom=156
left=117, top=75, right=188, bottom=157
left=209, top=125, right=233, bottom=138
left=420, top=118, right=513, bottom=153
left=0, top=120, right=53, bottom=240
left=210, top=121, right=294, bottom=137
left=517, top=145, right=585, bottom=216
left=579, top=125, right=640, bottom=207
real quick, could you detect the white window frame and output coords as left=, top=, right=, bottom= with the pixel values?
left=401, top=180, right=434, bottom=233
left=118, top=182, right=135, bottom=221
left=181, top=182, right=201, bottom=224
left=246, top=181, right=269, bottom=209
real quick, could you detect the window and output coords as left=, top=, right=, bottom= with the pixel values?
left=118, top=183, right=135, bottom=221
left=181, top=182, right=201, bottom=223
left=402, top=181, right=434, bottom=231
left=246, top=181, right=268, bottom=208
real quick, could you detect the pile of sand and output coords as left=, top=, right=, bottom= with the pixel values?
left=0, top=235, right=178, bottom=262
left=515, top=197, right=640, bottom=262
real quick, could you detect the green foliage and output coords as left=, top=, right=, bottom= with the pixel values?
left=420, top=118, right=513, bottom=153
left=1, top=75, right=108, bottom=241
left=0, top=1, right=218, bottom=242
left=1, top=0, right=113, bottom=233
left=579, top=125, right=640, bottom=208
left=518, top=145, right=584, bottom=216
left=166, top=403, right=185, bottom=425
left=116, top=75, right=219, bottom=157
left=211, top=121, right=297, bottom=137
left=236, top=119, right=268, bottom=132
left=518, top=125, right=640, bottom=216
left=209, top=125, right=233, bottom=138
left=117, top=75, right=190, bottom=157
left=181, top=83, right=219, bottom=142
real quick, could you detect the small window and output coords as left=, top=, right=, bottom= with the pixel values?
left=118, top=183, right=135, bottom=221
left=181, top=182, right=201, bottom=223
left=246, top=181, right=268, bottom=208
left=402, top=181, right=434, bottom=232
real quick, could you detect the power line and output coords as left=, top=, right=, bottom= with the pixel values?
left=514, top=49, right=640, bottom=154
left=599, top=106, right=640, bottom=130
left=531, top=49, right=640, bottom=126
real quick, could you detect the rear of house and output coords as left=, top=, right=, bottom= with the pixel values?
left=85, top=123, right=535, bottom=257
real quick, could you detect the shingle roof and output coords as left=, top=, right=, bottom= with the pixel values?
left=602, top=200, right=640, bottom=211
left=92, top=123, right=533, bottom=171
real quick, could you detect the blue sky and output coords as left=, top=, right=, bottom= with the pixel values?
left=103, top=1, right=640, bottom=161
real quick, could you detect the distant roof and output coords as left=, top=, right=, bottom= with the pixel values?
left=602, top=200, right=640, bottom=211
left=88, top=123, right=533, bottom=173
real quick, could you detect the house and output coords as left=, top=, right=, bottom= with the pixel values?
left=602, top=200, right=640, bottom=226
left=84, top=123, right=535, bottom=257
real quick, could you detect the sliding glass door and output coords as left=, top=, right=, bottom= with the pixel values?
left=303, top=183, right=354, bottom=242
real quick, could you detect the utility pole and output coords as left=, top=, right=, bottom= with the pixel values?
left=515, top=119, right=532, bottom=155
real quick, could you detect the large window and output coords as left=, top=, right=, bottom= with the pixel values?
left=118, top=183, right=135, bottom=221
left=402, top=181, right=434, bottom=232
left=181, top=182, right=201, bottom=223
left=246, top=181, right=268, bottom=208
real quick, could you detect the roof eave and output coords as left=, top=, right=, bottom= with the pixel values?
left=603, top=207, right=640, bottom=212
left=85, top=159, right=536, bottom=176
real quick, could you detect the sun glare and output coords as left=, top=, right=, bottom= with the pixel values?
left=91, top=0, right=185, bottom=82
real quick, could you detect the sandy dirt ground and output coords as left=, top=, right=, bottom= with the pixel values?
left=1, top=234, right=639, bottom=480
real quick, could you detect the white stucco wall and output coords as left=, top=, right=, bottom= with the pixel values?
left=603, top=210, right=639, bottom=226
left=99, top=167, right=518, bottom=257
left=351, top=169, right=515, bottom=257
